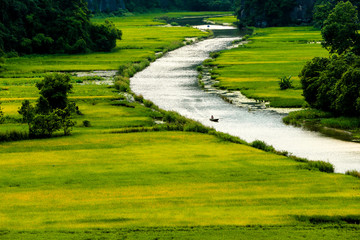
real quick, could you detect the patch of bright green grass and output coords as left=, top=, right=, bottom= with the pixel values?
left=211, top=27, right=329, bottom=107
left=207, top=15, right=238, bottom=25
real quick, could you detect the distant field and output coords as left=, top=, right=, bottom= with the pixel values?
left=211, top=27, right=329, bottom=107
left=1, top=13, right=212, bottom=77
left=207, top=15, right=238, bottom=25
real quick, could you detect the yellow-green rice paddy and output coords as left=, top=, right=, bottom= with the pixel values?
left=210, top=26, right=329, bottom=107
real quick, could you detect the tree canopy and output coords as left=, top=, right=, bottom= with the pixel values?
left=0, top=0, right=122, bottom=56
left=321, top=1, right=360, bottom=55
left=300, top=1, right=360, bottom=116
left=18, top=73, right=77, bottom=137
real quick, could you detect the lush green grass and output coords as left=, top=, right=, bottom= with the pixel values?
left=207, top=15, right=238, bottom=25
left=211, top=27, right=329, bottom=107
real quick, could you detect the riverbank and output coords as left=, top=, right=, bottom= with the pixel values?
left=1, top=12, right=360, bottom=239
left=283, top=109, right=360, bottom=142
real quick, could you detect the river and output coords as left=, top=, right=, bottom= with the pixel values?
left=130, top=24, right=360, bottom=173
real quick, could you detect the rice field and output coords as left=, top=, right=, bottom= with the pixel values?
left=211, top=27, right=329, bottom=107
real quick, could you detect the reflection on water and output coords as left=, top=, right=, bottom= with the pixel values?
left=131, top=25, right=360, bottom=173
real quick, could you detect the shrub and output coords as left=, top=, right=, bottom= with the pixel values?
left=184, top=122, right=209, bottom=133
left=278, top=75, right=293, bottom=90
left=114, top=80, right=130, bottom=92
left=163, top=111, right=187, bottom=125
left=196, top=65, right=203, bottom=72
left=305, top=161, right=334, bottom=173
left=0, top=130, right=29, bottom=142
left=134, top=94, right=144, bottom=103
left=29, top=113, right=61, bottom=138
left=251, top=140, right=275, bottom=152
left=143, top=99, right=155, bottom=108
left=210, top=52, right=221, bottom=59
left=345, top=170, right=360, bottom=178
left=82, top=120, right=91, bottom=127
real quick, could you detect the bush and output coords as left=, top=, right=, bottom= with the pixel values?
left=114, top=80, right=130, bottom=92
left=29, top=113, right=61, bottom=138
left=184, top=122, right=209, bottom=133
left=278, top=75, right=293, bottom=90
left=210, top=52, right=221, bottom=59
left=82, top=120, right=91, bottom=127
left=134, top=94, right=144, bottom=103
left=163, top=111, right=187, bottom=125
left=251, top=140, right=275, bottom=152
left=305, top=161, right=334, bottom=173
left=345, top=170, right=360, bottom=178
left=0, top=130, right=29, bottom=142
left=196, top=66, right=203, bottom=72
left=143, top=99, right=155, bottom=108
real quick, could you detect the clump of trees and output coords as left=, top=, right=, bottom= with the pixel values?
left=300, top=1, right=360, bottom=116
left=312, top=0, right=360, bottom=28
left=18, top=73, right=76, bottom=138
left=0, top=0, right=122, bottom=56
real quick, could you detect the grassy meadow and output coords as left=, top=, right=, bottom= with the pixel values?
left=209, top=26, right=329, bottom=107
left=1, top=12, right=360, bottom=239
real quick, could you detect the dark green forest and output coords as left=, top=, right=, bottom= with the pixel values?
left=0, top=0, right=122, bottom=56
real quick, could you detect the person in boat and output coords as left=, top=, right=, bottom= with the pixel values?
left=211, top=115, right=214, bottom=119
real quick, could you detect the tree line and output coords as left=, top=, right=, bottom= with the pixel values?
left=300, top=1, right=360, bottom=116
left=0, top=0, right=122, bottom=56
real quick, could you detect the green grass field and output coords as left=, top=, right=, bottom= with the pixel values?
left=210, top=26, right=329, bottom=107
left=207, top=15, right=238, bottom=25
left=1, top=13, right=360, bottom=239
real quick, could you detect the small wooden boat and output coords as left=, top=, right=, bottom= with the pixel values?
left=210, top=118, right=219, bottom=122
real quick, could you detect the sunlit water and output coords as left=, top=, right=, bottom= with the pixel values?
left=131, top=25, right=360, bottom=173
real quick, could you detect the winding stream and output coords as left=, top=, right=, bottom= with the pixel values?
left=131, top=25, right=360, bottom=173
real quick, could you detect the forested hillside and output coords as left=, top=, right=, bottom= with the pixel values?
left=0, top=0, right=122, bottom=56
left=87, top=0, right=234, bottom=12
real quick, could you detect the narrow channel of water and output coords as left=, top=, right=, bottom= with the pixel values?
left=130, top=25, right=360, bottom=173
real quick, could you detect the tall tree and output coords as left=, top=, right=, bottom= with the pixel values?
left=321, top=1, right=360, bottom=55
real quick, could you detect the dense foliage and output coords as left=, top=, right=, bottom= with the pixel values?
left=235, top=0, right=298, bottom=27
left=0, top=0, right=122, bottom=56
left=18, top=73, right=76, bottom=137
left=300, top=1, right=360, bottom=116
left=300, top=54, right=360, bottom=116
left=321, top=1, right=360, bottom=55
left=313, top=0, right=360, bottom=28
